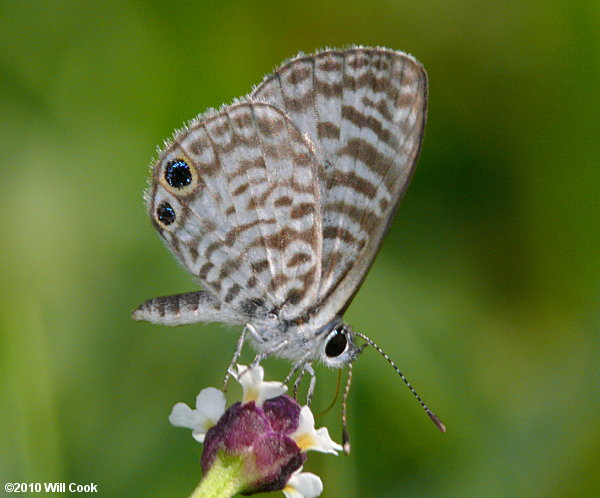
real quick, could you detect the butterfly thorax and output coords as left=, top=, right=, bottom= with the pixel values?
left=247, top=314, right=358, bottom=368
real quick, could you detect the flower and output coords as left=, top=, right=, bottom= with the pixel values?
left=169, top=387, right=225, bottom=443
left=283, top=468, right=323, bottom=498
left=291, top=406, right=343, bottom=455
left=236, top=363, right=287, bottom=405
left=169, top=365, right=342, bottom=497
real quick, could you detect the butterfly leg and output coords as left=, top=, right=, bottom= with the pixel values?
left=249, top=341, right=287, bottom=369
left=305, top=364, right=316, bottom=407
left=223, top=326, right=248, bottom=391
left=284, top=354, right=310, bottom=387
left=291, top=363, right=316, bottom=405
left=293, top=369, right=306, bottom=399
left=245, top=322, right=263, bottom=342
left=231, top=324, right=276, bottom=381
left=249, top=336, right=288, bottom=368
left=235, top=334, right=290, bottom=382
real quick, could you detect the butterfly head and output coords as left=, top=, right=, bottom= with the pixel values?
left=318, top=321, right=360, bottom=369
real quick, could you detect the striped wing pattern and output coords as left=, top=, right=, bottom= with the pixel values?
left=133, top=290, right=231, bottom=326
left=137, top=47, right=427, bottom=329
left=147, top=102, right=322, bottom=322
left=251, top=48, right=427, bottom=318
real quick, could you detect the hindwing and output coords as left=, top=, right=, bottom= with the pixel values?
left=147, top=102, right=322, bottom=321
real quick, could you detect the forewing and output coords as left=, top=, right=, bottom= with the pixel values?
left=252, top=47, right=427, bottom=318
left=147, top=102, right=322, bottom=322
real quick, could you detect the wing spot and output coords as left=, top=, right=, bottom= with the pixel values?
left=188, top=245, right=199, bottom=260
left=224, top=283, right=241, bottom=303
left=343, top=74, right=399, bottom=101
left=293, top=152, right=312, bottom=166
left=274, top=196, right=293, bottom=207
left=340, top=137, right=392, bottom=178
left=210, top=121, right=230, bottom=138
left=323, top=226, right=359, bottom=244
left=287, top=253, right=312, bottom=267
left=362, top=95, right=393, bottom=122
left=286, top=66, right=311, bottom=84
left=230, top=157, right=265, bottom=180
left=232, top=111, right=253, bottom=129
left=315, top=80, right=343, bottom=97
left=342, top=105, right=398, bottom=149
left=205, top=240, right=225, bottom=259
left=290, top=203, right=314, bottom=219
left=188, top=139, right=206, bottom=156
left=328, top=170, right=377, bottom=199
left=317, top=57, right=342, bottom=72
left=346, top=53, right=370, bottom=69
left=233, top=182, right=250, bottom=196
left=240, top=298, right=264, bottom=316
left=251, top=228, right=316, bottom=250
left=317, top=121, right=340, bottom=139
left=218, top=259, right=239, bottom=279
left=283, top=94, right=312, bottom=112
left=268, top=274, right=290, bottom=291
left=199, top=262, right=214, bottom=280
left=207, top=280, right=222, bottom=292
left=251, top=260, right=270, bottom=273
left=284, top=289, right=303, bottom=305
left=257, top=116, right=286, bottom=137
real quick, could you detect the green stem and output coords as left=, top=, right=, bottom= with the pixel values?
left=189, top=456, right=246, bottom=498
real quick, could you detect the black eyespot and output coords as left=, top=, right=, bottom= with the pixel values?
left=165, top=159, right=192, bottom=189
left=325, top=329, right=348, bottom=358
left=156, top=202, right=175, bottom=225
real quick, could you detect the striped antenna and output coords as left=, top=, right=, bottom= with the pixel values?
left=354, top=331, right=446, bottom=433
left=341, top=363, right=353, bottom=455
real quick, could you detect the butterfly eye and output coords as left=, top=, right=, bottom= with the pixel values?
left=156, top=202, right=176, bottom=225
left=325, top=329, right=348, bottom=358
left=165, top=159, right=192, bottom=189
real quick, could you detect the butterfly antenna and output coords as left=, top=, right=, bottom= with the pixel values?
left=354, top=331, right=446, bottom=433
left=341, top=363, right=353, bottom=455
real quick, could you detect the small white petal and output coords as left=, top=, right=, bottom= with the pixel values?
left=191, top=431, right=206, bottom=443
left=169, top=402, right=196, bottom=428
left=290, top=406, right=343, bottom=455
left=283, top=468, right=323, bottom=498
left=169, top=387, right=226, bottom=443
left=235, top=364, right=287, bottom=406
left=292, top=406, right=315, bottom=437
left=311, top=427, right=343, bottom=454
left=195, top=387, right=227, bottom=423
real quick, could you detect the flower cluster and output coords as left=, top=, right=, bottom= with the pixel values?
left=170, top=365, right=342, bottom=498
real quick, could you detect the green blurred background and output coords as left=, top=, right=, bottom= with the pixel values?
left=1, top=1, right=598, bottom=496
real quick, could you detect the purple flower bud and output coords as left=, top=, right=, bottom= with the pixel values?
left=263, top=395, right=301, bottom=435
left=170, top=365, right=340, bottom=497
left=201, top=396, right=306, bottom=494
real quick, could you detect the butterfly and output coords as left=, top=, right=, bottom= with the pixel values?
left=132, top=47, right=443, bottom=440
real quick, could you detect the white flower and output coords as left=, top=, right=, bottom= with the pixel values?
left=235, top=363, right=287, bottom=406
left=169, top=365, right=341, bottom=497
left=168, top=387, right=226, bottom=443
left=290, top=406, right=343, bottom=455
left=283, top=467, right=323, bottom=498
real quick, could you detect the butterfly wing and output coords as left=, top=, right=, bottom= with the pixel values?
left=251, top=47, right=427, bottom=319
left=144, top=102, right=322, bottom=323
